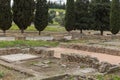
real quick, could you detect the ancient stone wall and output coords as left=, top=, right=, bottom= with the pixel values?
left=0, top=48, right=22, bottom=55
left=60, top=53, right=119, bottom=73
left=60, top=43, right=120, bottom=56
left=0, top=47, right=54, bottom=58
left=72, top=34, right=120, bottom=40
left=29, top=47, right=54, bottom=58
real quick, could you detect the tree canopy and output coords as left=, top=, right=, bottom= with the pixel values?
left=0, top=0, right=12, bottom=34
left=110, top=0, right=120, bottom=34
left=65, top=0, right=75, bottom=32
left=34, top=0, right=48, bottom=35
left=13, top=0, right=35, bottom=33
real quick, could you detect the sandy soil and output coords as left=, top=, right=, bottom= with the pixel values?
left=49, top=47, right=120, bottom=65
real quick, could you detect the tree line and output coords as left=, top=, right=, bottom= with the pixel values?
left=0, top=0, right=48, bottom=35
left=48, top=1, right=66, bottom=9
left=0, top=0, right=120, bottom=35
left=65, top=0, right=120, bottom=35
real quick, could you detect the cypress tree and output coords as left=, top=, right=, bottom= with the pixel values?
left=65, top=0, right=75, bottom=32
left=34, top=0, right=48, bottom=35
left=92, top=3, right=110, bottom=35
left=13, top=0, right=35, bottom=33
left=110, top=0, right=120, bottom=35
left=90, top=0, right=110, bottom=35
left=91, top=0, right=110, bottom=3
left=0, top=0, right=12, bottom=35
left=75, top=0, right=89, bottom=34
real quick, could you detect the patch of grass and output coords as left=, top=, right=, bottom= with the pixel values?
left=96, top=74, right=120, bottom=80
left=27, top=25, right=36, bottom=31
left=29, top=61, right=39, bottom=65
left=0, top=71, right=4, bottom=78
left=10, top=24, right=19, bottom=30
left=0, top=40, right=59, bottom=48
left=96, top=75, right=104, bottom=80
left=49, top=9, right=65, bottom=12
left=44, top=25, right=65, bottom=32
left=10, top=24, right=65, bottom=32
left=10, top=24, right=36, bottom=31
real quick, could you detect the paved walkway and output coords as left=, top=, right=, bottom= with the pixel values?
left=49, top=47, right=120, bottom=65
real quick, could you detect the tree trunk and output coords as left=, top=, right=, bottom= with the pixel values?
left=39, top=31, right=41, bottom=35
left=68, top=31, right=71, bottom=35
left=3, top=30, right=6, bottom=36
left=80, top=29, right=82, bottom=34
left=100, top=29, right=103, bottom=36
left=21, top=29, right=24, bottom=34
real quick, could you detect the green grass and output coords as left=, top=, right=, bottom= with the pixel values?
left=0, top=71, right=4, bottom=78
left=49, top=9, right=65, bottom=12
left=96, top=74, right=120, bottom=80
left=10, top=24, right=65, bottom=32
left=0, top=40, right=59, bottom=48
left=10, top=24, right=36, bottom=31
left=45, top=25, right=65, bottom=32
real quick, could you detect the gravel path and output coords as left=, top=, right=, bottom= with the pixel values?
left=49, top=47, right=120, bottom=65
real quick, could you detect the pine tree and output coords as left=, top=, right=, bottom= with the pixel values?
left=13, top=0, right=35, bottom=33
left=65, top=0, right=75, bottom=32
left=110, top=0, right=120, bottom=34
left=34, top=0, right=48, bottom=35
left=0, top=0, right=12, bottom=35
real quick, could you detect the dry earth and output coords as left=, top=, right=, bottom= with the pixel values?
left=49, top=47, right=120, bottom=65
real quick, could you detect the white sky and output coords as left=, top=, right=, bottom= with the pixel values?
left=11, top=0, right=66, bottom=3
left=11, top=0, right=66, bottom=6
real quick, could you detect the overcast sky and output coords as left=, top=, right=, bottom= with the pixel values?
left=11, top=0, right=66, bottom=4
left=11, top=0, right=66, bottom=6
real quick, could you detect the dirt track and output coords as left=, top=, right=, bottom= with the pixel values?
left=49, top=47, right=120, bottom=65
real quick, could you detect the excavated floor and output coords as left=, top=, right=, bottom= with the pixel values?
left=0, top=53, right=39, bottom=62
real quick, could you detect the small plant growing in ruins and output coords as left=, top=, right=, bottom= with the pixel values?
left=96, top=75, right=104, bottom=80
left=69, top=76, right=74, bottom=80
left=96, top=74, right=120, bottom=80
left=29, top=61, right=38, bottom=65
left=111, top=75, right=120, bottom=80
left=0, top=71, right=4, bottom=78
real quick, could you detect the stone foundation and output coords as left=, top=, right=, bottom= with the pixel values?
left=29, top=47, right=54, bottom=58
left=0, top=48, right=22, bottom=55
left=0, top=47, right=54, bottom=58
left=60, top=43, right=120, bottom=56
left=72, top=34, right=120, bottom=40
left=60, top=53, right=117, bottom=73
left=15, top=36, right=26, bottom=40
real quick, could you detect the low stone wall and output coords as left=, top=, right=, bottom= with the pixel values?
left=61, top=53, right=100, bottom=69
left=15, top=36, right=26, bottom=40
left=29, top=47, right=54, bottom=58
left=0, top=47, right=54, bottom=58
left=0, top=48, right=22, bottom=55
left=60, top=43, right=120, bottom=56
left=61, top=53, right=119, bottom=73
left=72, top=34, right=120, bottom=40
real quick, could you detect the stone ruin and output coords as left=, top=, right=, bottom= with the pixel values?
left=0, top=47, right=119, bottom=80
left=60, top=43, right=120, bottom=56
left=61, top=53, right=120, bottom=73
left=0, top=47, right=119, bottom=74
left=0, top=47, right=54, bottom=59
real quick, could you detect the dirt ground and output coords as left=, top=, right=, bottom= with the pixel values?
left=0, top=30, right=120, bottom=37
left=0, top=65, right=28, bottom=80
left=49, top=47, right=120, bottom=65
left=19, top=58, right=90, bottom=77
left=0, top=30, right=120, bottom=79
